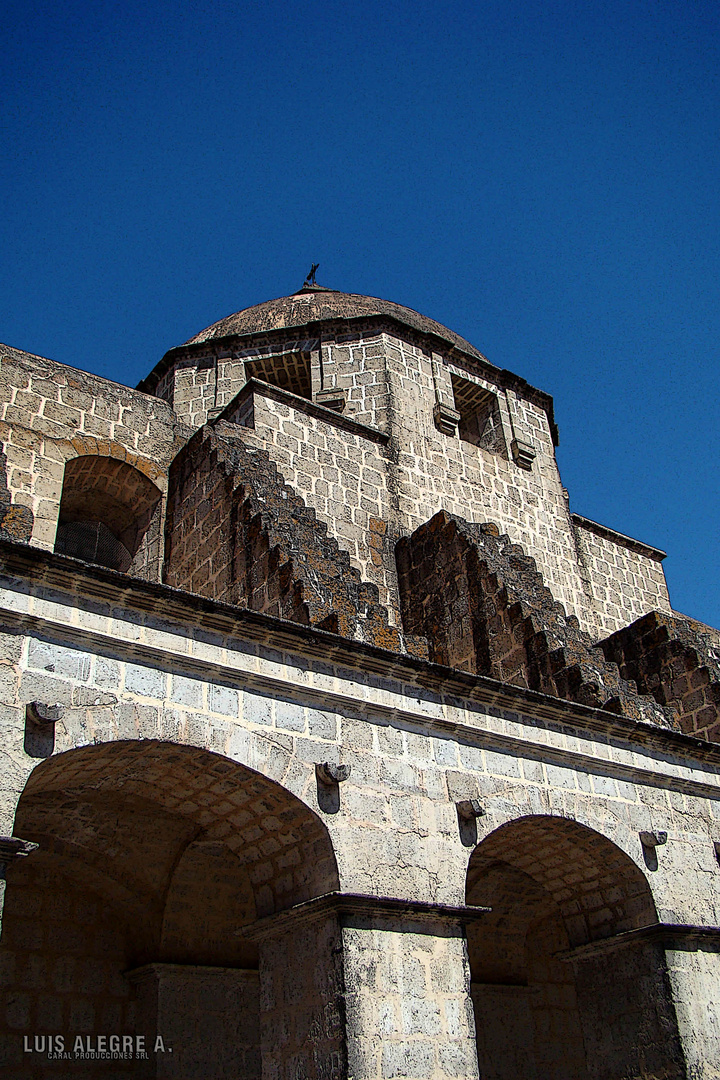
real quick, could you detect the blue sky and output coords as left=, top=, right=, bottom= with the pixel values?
left=2, top=0, right=718, bottom=627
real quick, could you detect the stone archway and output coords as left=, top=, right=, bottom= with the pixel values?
left=54, top=456, right=163, bottom=579
left=465, top=815, right=685, bottom=1080
left=1, top=740, right=340, bottom=1079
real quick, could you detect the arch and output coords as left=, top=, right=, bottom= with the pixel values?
left=54, top=455, right=162, bottom=577
left=64, top=435, right=168, bottom=487
left=465, top=814, right=683, bottom=1080
left=16, top=740, right=338, bottom=926
left=467, top=814, right=656, bottom=948
left=1, top=741, right=339, bottom=1077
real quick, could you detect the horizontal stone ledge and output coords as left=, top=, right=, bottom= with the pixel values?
left=4, top=605, right=720, bottom=799
left=558, top=922, right=720, bottom=961
left=3, top=539, right=719, bottom=771
left=126, top=963, right=259, bottom=985
left=471, top=981, right=539, bottom=996
left=237, top=892, right=491, bottom=941
left=571, top=514, right=667, bottom=561
left=215, top=377, right=390, bottom=445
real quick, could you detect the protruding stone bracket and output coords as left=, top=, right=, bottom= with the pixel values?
left=511, top=438, right=536, bottom=470
left=639, top=830, right=667, bottom=871
left=456, top=799, right=485, bottom=822
left=315, top=387, right=347, bottom=413
left=316, top=762, right=352, bottom=786
left=639, top=830, right=668, bottom=848
left=26, top=701, right=65, bottom=727
left=0, top=836, right=39, bottom=880
left=433, top=403, right=461, bottom=436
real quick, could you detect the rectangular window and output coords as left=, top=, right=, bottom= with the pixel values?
left=451, top=375, right=505, bottom=454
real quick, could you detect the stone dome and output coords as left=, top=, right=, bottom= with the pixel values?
left=180, top=286, right=487, bottom=362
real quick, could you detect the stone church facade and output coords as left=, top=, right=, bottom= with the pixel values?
left=0, top=284, right=718, bottom=1078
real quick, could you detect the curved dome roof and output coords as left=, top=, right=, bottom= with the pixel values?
left=181, top=286, right=487, bottom=362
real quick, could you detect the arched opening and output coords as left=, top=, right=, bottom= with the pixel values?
left=1, top=741, right=339, bottom=1078
left=465, top=816, right=684, bottom=1080
left=245, top=352, right=312, bottom=400
left=54, top=457, right=162, bottom=580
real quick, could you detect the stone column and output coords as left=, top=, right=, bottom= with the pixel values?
left=340, top=897, right=484, bottom=1080
left=247, top=894, right=486, bottom=1080
left=565, top=923, right=719, bottom=1080
left=662, top=927, right=720, bottom=1079
left=127, top=963, right=261, bottom=1080
left=0, top=836, right=38, bottom=933
left=250, top=902, right=347, bottom=1080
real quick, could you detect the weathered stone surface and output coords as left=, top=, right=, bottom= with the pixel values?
left=164, top=422, right=404, bottom=650
left=600, top=610, right=720, bottom=742
left=397, top=511, right=675, bottom=727
left=0, top=288, right=718, bottom=1078
left=0, top=452, right=33, bottom=543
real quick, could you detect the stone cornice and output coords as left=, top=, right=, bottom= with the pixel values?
left=215, top=378, right=389, bottom=445
left=237, top=892, right=491, bottom=941
left=138, top=314, right=558, bottom=441
left=559, top=923, right=720, bottom=961
left=1, top=539, right=720, bottom=770
left=571, top=514, right=667, bottom=561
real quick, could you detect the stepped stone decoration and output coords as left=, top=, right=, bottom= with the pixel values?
left=164, top=422, right=404, bottom=651
left=0, top=284, right=719, bottom=1078
left=599, top=610, right=720, bottom=742
left=397, top=512, right=676, bottom=726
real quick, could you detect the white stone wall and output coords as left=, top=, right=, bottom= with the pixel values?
left=1, top=577, right=718, bottom=920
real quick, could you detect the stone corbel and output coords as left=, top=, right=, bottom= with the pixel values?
left=316, top=762, right=352, bottom=785
left=26, top=701, right=64, bottom=726
left=456, top=799, right=485, bottom=822
left=0, top=836, right=39, bottom=879
left=315, top=387, right=347, bottom=413
left=433, top=402, right=461, bottom=436
left=511, top=438, right=536, bottom=470
left=639, top=830, right=667, bottom=848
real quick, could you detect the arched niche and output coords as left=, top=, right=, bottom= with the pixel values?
left=1, top=740, right=339, bottom=1079
left=54, top=456, right=163, bottom=579
left=465, top=815, right=684, bottom=1080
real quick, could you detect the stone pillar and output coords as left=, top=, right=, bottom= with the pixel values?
left=341, top=898, right=484, bottom=1080
left=252, top=903, right=346, bottom=1080
left=0, top=837, right=38, bottom=934
left=565, top=924, right=713, bottom=1080
left=310, top=341, right=323, bottom=400
left=248, top=894, right=486, bottom=1080
left=662, top=928, right=720, bottom=1079
left=127, top=963, right=261, bottom=1080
